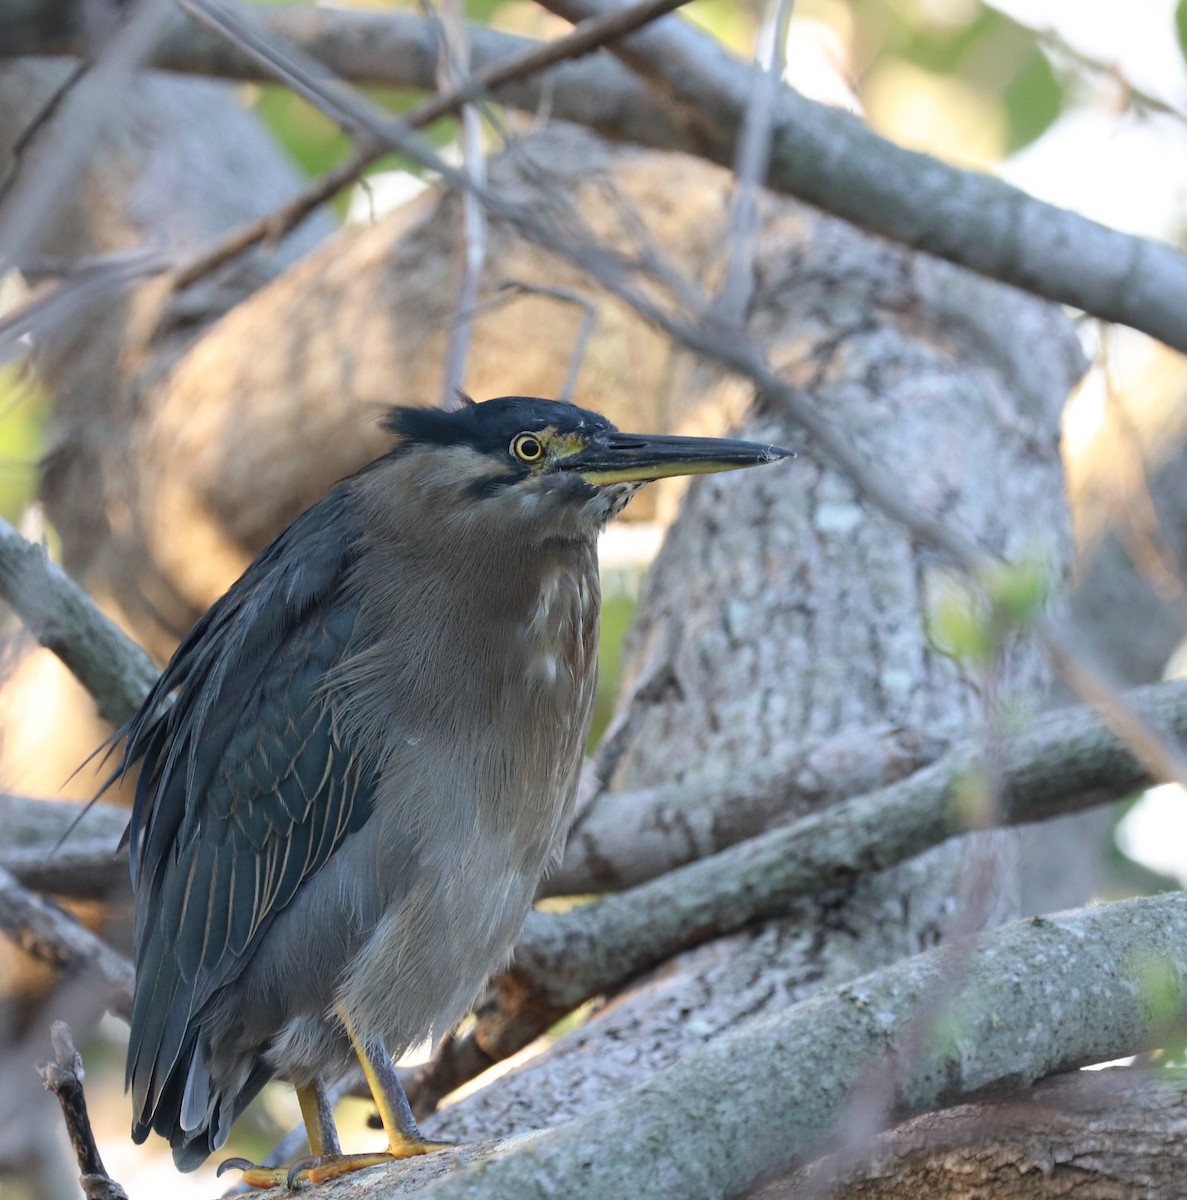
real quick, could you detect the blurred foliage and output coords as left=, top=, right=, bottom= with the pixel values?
left=590, top=587, right=635, bottom=746
left=928, top=558, right=1052, bottom=671
left=849, top=0, right=1062, bottom=158
left=252, top=82, right=459, bottom=212
left=0, top=363, right=48, bottom=524
left=1178, top=0, right=1187, bottom=64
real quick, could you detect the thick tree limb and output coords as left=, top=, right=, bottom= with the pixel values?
left=0, top=795, right=127, bottom=897
left=546, top=725, right=945, bottom=896
left=326, top=893, right=1187, bottom=1199
left=772, top=1067, right=1187, bottom=1200
left=415, top=676, right=1187, bottom=1105
left=519, top=675, right=1187, bottom=1009
left=0, top=518, right=157, bottom=726
left=0, top=867, right=133, bottom=1020
left=7, top=3, right=1187, bottom=354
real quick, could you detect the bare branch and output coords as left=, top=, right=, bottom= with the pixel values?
left=0, top=248, right=172, bottom=362
left=546, top=0, right=1187, bottom=358
left=711, top=0, right=794, bottom=326
left=527, top=677, right=1187, bottom=1012
left=434, top=0, right=487, bottom=408
left=10, top=6, right=1187, bottom=353
left=170, top=0, right=692, bottom=289
left=0, top=792, right=127, bottom=897
left=777, top=1067, right=1187, bottom=1200
left=376, top=893, right=1187, bottom=1200
left=38, top=1022, right=130, bottom=1200
left=545, top=724, right=942, bottom=896
left=0, top=867, right=133, bottom=1020
left=446, top=280, right=598, bottom=404
left=0, top=518, right=158, bottom=726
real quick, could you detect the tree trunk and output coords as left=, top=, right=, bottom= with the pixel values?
left=405, top=132, right=1084, bottom=1146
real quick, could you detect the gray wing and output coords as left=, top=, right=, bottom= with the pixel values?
left=117, top=486, right=376, bottom=1150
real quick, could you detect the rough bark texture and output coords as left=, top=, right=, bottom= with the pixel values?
left=263, top=894, right=1187, bottom=1200
left=771, top=1068, right=1187, bottom=1200
left=546, top=723, right=946, bottom=895
left=0, top=57, right=1100, bottom=1199
left=431, top=176, right=1079, bottom=1147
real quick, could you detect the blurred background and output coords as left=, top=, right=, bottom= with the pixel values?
left=3, top=0, right=1187, bottom=1196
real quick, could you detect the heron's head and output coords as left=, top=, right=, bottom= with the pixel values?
left=380, top=395, right=794, bottom=541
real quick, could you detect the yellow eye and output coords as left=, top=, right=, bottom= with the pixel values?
left=511, top=433, right=545, bottom=462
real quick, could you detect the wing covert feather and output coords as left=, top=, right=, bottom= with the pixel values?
left=117, top=488, right=379, bottom=1123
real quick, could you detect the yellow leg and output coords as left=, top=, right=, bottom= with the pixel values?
left=219, top=1018, right=452, bottom=1189
left=340, top=1007, right=452, bottom=1159
left=217, top=1078, right=344, bottom=1188
left=297, top=1080, right=341, bottom=1158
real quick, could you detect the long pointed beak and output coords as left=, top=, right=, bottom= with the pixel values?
left=572, top=431, right=795, bottom=487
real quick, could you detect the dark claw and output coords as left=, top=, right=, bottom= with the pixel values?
left=286, top=1156, right=319, bottom=1189
left=216, top=1157, right=256, bottom=1178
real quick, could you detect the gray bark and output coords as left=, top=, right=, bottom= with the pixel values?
left=768, top=1068, right=1187, bottom=1200
left=385, top=134, right=1082, bottom=1150
left=6, top=4, right=1187, bottom=355
left=547, top=724, right=945, bottom=895
left=302, top=893, right=1187, bottom=1199
left=0, top=519, right=155, bottom=727
left=0, top=867, right=132, bottom=1021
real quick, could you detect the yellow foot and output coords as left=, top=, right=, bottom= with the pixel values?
left=218, top=1140, right=454, bottom=1189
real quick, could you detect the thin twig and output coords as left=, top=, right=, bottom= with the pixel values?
left=433, top=0, right=487, bottom=409
left=0, top=249, right=173, bottom=364
left=0, top=0, right=173, bottom=275
left=0, top=59, right=90, bottom=206
left=13, top=4, right=1187, bottom=356
left=1026, top=19, right=1187, bottom=126
left=39, top=1021, right=130, bottom=1200
left=174, top=0, right=1187, bottom=800
left=170, top=0, right=692, bottom=291
left=711, top=0, right=794, bottom=326
left=446, top=280, right=597, bottom=403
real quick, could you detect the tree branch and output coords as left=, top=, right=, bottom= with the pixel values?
left=0, top=867, right=133, bottom=1021
left=414, top=676, right=1187, bottom=1106
left=528, top=673, right=1187, bottom=1002
left=544, top=724, right=944, bottom=896
left=169, top=0, right=691, bottom=289
left=0, top=795, right=127, bottom=898
left=38, top=1022, right=130, bottom=1200
left=9, top=3, right=1187, bottom=354
left=0, top=518, right=158, bottom=727
left=358, top=893, right=1187, bottom=1199
left=775, top=1067, right=1187, bottom=1200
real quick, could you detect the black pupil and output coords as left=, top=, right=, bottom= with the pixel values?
left=519, top=437, right=541, bottom=459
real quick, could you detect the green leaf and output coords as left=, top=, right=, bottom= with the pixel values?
left=1177, top=0, right=1187, bottom=64
left=929, top=583, right=995, bottom=668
